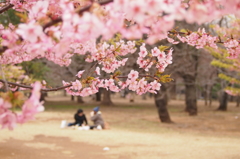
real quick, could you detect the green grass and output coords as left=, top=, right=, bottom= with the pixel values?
left=44, top=101, right=95, bottom=111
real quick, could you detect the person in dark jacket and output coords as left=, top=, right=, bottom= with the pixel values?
left=68, top=109, right=88, bottom=127
left=90, top=106, right=105, bottom=129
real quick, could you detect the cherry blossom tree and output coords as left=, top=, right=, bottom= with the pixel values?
left=0, top=0, right=240, bottom=129
left=206, top=17, right=240, bottom=110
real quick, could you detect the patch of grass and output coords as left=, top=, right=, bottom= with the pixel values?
left=111, top=117, right=173, bottom=134
left=113, top=104, right=147, bottom=109
left=44, top=101, right=95, bottom=111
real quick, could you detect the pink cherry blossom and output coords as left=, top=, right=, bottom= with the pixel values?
left=95, top=67, right=101, bottom=75
left=0, top=98, right=12, bottom=111
left=151, top=47, right=161, bottom=57
left=128, top=70, right=139, bottom=80
left=150, top=80, right=161, bottom=91
left=17, top=82, right=44, bottom=124
left=76, top=70, right=85, bottom=78
left=29, top=1, right=49, bottom=18
left=139, top=44, right=148, bottom=57
left=0, top=111, right=17, bottom=130
left=16, top=22, right=43, bottom=43
left=128, top=80, right=138, bottom=91
left=72, top=80, right=82, bottom=90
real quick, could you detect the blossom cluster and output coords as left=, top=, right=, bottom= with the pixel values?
left=0, top=0, right=239, bottom=67
left=224, top=39, right=240, bottom=59
left=63, top=69, right=163, bottom=97
left=85, top=40, right=136, bottom=73
left=175, top=28, right=240, bottom=59
left=137, top=44, right=173, bottom=72
left=0, top=82, right=44, bottom=130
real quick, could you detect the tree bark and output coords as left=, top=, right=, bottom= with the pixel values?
left=217, top=91, right=228, bottom=111
left=204, top=85, right=212, bottom=107
left=236, top=95, right=240, bottom=107
left=209, top=96, right=212, bottom=107
left=96, top=91, right=101, bottom=101
left=183, top=75, right=197, bottom=116
left=40, top=92, right=47, bottom=102
left=71, top=95, right=74, bottom=101
left=63, top=90, right=67, bottom=96
left=230, top=95, right=234, bottom=102
left=77, top=96, right=84, bottom=103
left=204, top=85, right=209, bottom=106
left=142, top=94, right=147, bottom=100
left=154, top=84, right=173, bottom=123
left=208, top=86, right=212, bottom=107
left=101, top=89, right=113, bottom=106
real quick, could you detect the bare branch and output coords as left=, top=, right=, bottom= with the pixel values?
left=0, top=65, right=9, bottom=91
left=0, top=46, right=8, bottom=54
left=0, top=73, right=158, bottom=92
left=0, top=4, right=14, bottom=14
left=0, top=79, right=72, bottom=92
left=117, top=74, right=159, bottom=81
left=42, top=84, right=73, bottom=92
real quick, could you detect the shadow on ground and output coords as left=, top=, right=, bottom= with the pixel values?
left=0, top=135, right=109, bottom=159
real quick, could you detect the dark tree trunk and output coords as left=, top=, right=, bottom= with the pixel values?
left=204, top=85, right=208, bottom=106
left=71, top=95, right=74, bottom=101
left=183, top=75, right=197, bottom=116
left=230, top=95, right=234, bottom=102
left=40, top=92, right=47, bottom=102
left=209, top=97, right=212, bottom=107
left=142, top=94, right=147, bottom=100
left=236, top=95, right=240, bottom=107
left=154, top=84, right=173, bottom=123
left=209, top=86, right=212, bottom=107
left=77, top=96, right=84, bottom=103
left=204, top=85, right=212, bottom=107
left=217, top=91, right=228, bottom=111
left=101, top=89, right=113, bottom=105
left=170, top=83, right=177, bottom=100
left=96, top=91, right=101, bottom=101
left=63, top=90, right=67, bottom=96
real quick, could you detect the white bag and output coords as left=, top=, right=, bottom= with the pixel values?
left=96, top=125, right=102, bottom=130
left=60, top=120, right=67, bottom=128
left=83, top=126, right=90, bottom=130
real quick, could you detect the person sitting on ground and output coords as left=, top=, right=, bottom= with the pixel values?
left=68, top=109, right=88, bottom=127
left=90, top=106, right=105, bottom=129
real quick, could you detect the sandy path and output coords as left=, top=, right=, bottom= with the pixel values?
left=1, top=110, right=240, bottom=159
left=1, top=94, right=240, bottom=159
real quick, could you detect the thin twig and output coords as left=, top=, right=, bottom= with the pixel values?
left=117, top=74, right=158, bottom=80
left=0, top=4, right=14, bottom=14
left=0, top=65, right=9, bottom=91
left=0, top=46, right=8, bottom=54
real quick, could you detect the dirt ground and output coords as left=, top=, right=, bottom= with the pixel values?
left=0, top=94, right=240, bottom=159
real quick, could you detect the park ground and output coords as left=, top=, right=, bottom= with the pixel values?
left=0, top=94, right=240, bottom=159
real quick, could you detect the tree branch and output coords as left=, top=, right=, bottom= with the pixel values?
left=42, top=0, right=113, bottom=31
left=0, top=79, right=72, bottom=92
left=0, top=4, right=14, bottom=14
left=0, top=73, right=158, bottom=92
left=117, top=74, right=159, bottom=80
left=0, top=46, right=8, bottom=54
